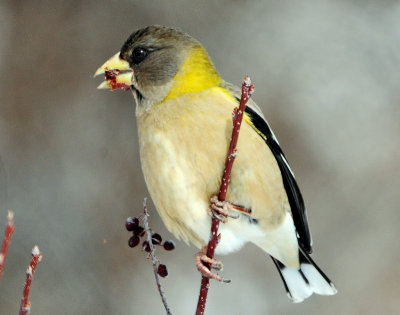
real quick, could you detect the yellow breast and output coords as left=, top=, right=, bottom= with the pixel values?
left=137, top=85, right=287, bottom=250
left=163, top=46, right=223, bottom=102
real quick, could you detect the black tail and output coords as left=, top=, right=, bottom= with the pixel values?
left=271, top=247, right=337, bottom=303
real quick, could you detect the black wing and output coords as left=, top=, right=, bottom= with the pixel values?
left=244, top=106, right=312, bottom=254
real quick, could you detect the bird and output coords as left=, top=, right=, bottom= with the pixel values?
left=94, top=25, right=337, bottom=303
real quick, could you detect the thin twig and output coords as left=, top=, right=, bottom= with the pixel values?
left=0, top=210, right=15, bottom=285
left=195, top=76, right=254, bottom=315
left=19, top=245, right=42, bottom=315
left=142, top=198, right=172, bottom=315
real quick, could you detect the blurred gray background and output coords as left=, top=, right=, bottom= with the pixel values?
left=0, top=0, right=399, bottom=314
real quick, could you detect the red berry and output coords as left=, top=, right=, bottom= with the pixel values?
left=152, top=233, right=162, bottom=245
left=128, top=235, right=140, bottom=248
left=163, top=240, right=175, bottom=251
left=157, top=264, right=168, bottom=277
left=125, top=217, right=139, bottom=231
left=142, top=241, right=151, bottom=252
left=133, top=226, right=144, bottom=236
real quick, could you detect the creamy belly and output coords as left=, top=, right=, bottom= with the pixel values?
left=136, top=88, right=290, bottom=255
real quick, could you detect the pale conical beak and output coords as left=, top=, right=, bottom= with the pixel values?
left=94, top=52, right=133, bottom=91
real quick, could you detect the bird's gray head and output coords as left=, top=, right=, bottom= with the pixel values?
left=96, top=25, right=204, bottom=106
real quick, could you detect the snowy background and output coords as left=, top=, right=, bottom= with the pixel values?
left=0, top=0, right=399, bottom=314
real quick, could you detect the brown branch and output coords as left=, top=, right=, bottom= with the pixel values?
left=0, top=211, right=15, bottom=285
left=196, top=77, right=254, bottom=315
left=19, top=245, right=42, bottom=315
left=142, top=198, right=172, bottom=315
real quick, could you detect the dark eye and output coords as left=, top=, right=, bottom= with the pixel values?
left=131, top=47, right=148, bottom=64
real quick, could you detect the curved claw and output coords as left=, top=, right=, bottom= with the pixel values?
left=195, top=246, right=229, bottom=282
left=209, top=196, right=241, bottom=222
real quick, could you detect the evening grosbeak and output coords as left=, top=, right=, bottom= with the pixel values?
left=94, top=25, right=337, bottom=302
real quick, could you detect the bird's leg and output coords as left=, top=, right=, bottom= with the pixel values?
left=195, top=245, right=225, bottom=282
left=209, top=195, right=251, bottom=223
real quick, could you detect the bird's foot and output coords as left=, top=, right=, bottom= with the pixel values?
left=209, top=196, right=239, bottom=223
left=195, top=246, right=230, bottom=283
left=209, top=195, right=251, bottom=223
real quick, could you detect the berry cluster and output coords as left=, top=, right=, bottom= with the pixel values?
left=125, top=216, right=175, bottom=278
